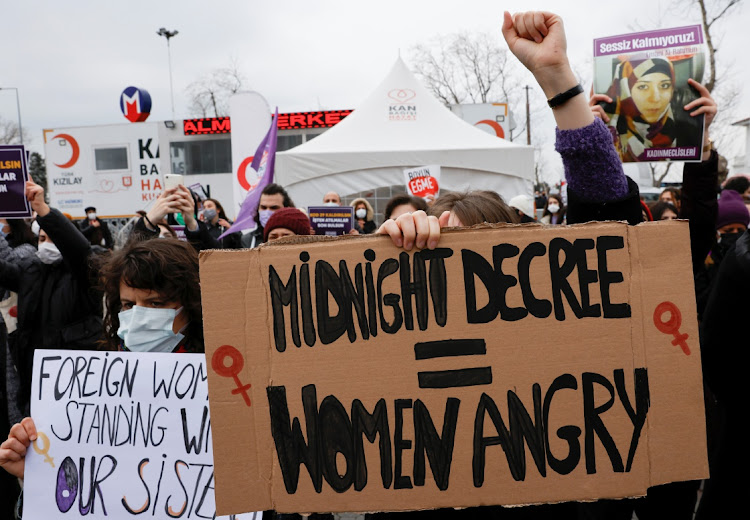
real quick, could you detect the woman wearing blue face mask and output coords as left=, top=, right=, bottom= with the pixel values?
left=99, top=238, right=203, bottom=353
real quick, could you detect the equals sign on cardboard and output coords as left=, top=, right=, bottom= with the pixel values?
left=415, top=339, right=492, bottom=389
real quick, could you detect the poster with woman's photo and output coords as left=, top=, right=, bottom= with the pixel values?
left=593, top=25, right=706, bottom=163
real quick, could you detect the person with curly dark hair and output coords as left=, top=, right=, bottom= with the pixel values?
left=99, top=238, right=203, bottom=353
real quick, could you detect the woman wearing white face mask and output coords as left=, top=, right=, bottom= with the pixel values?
left=0, top=180, right=102, bottom=419
left=351, top=197, right=377, bottom=234
left=540, top=194, right=566, bottom=225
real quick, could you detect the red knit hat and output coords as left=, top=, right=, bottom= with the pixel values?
left=264, top=208, right=312, bottom=241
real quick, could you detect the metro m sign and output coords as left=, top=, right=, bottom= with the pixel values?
left=184, top=117, right=232, bottom=135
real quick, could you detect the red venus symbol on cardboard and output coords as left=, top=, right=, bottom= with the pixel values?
left=653, top=301, right=691, bottom=355
left=211, top=345, right=252, bottom=406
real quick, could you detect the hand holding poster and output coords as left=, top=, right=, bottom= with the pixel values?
left=200, top=221, right=708, bottom=515
left=593, top=26, right=706, bottom=162
left=0, top=145, right=32, bottom=218
left=404, top=165, right=440, bottom=203
left=23, top=350, right=260, bottom=520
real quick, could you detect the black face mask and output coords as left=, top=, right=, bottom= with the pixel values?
left=716, top=232, right=741, bottom=256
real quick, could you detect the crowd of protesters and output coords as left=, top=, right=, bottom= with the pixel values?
left=0, top=9, right=742, bottom=520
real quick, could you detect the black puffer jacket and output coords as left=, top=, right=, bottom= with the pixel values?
left=0, top=209, right=102, bottom=410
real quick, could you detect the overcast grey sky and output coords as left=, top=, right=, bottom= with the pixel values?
left=2, top=0, right=747, bottom=182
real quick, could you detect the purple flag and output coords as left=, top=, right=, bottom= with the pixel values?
left=219, top=108, right=279, bottom=239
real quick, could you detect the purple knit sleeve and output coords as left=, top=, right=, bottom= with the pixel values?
left=555, top=118, right=628, bottom=202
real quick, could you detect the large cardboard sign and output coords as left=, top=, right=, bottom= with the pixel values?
left=0, top=145, right=32, bottom=218
left=200, top=221, right=708, bottom=515
left=24, top=350, right=260, bottom=520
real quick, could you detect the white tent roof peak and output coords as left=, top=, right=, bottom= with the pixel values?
left=286, top=57, right=525, bottom=153
left=275, top=57, right=534, bottom=210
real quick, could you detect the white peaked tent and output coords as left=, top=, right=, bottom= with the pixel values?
left=276, top=58, right=534, bottom=209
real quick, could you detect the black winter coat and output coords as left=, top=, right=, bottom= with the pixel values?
left=79, top=217, right=114, bottom=249
left=0, top=209, right=102, bottom=409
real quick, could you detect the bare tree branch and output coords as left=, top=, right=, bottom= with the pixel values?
left=0, top=116, right=27, bottom=145
left=409, top=31, right=522, bottom=107
left=185, top=59, right=248, bottom=118
left=409, top=30, right=549, bottom=146
left=694, top=0, right=742, bottom=92
left=649, top=162, right=675, bottom=187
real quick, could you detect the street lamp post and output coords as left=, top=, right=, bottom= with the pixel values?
left=524, top=85, right=531, bottom=146
left=156, top=27, right=179, bottom=120
left=0, top=87, right=24, bottom=145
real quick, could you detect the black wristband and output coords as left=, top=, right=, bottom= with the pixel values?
left=547, top=84, right=584, bottom=109
left=143, top=214, right=156, bottom=230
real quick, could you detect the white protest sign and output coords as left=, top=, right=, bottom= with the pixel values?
left=24, top=350, right=261, bottom=520
left=403, top=165, right=440, bottom=202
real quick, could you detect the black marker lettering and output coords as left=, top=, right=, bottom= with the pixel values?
left=413, top=398, right=459, bottom=490
left=377, top=259, right=403, bottom=334
left=351, top=399, right=392, bottom=491
left=269, top=265, right=300, bottom=352
left=582, top=372, right=625, bottom=474
left=543, top=374, right=581, bottom=475
left=597, top=236, right=631, bottom=318
left=394, top=399, right=413, bottom=489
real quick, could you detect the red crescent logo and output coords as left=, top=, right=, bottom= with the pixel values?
left=475, top=119, right=505, bottom=139
left=52, top=134, right=80, bottom=168
left=237, top=156, right=254, bottom=191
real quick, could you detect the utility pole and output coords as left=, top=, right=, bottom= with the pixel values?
left=0, top=87, right=23, bottom=144
left=157, top=27, right=179, bottom=120
left=524, top=85, right=531, bottom=146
